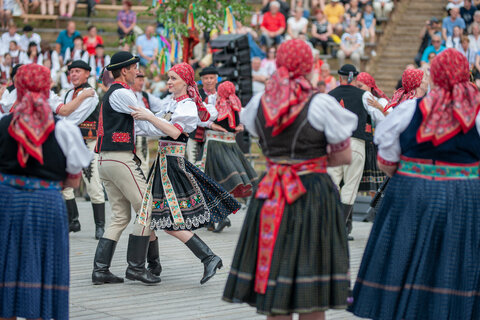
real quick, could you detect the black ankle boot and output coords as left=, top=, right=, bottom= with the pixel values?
left=213, top=217, right=231, bottom=233
left=147, top=237, right=162, bottom=277
left=343, top=204, right=354, bottom=241
left=92, top=238, right=124, bottom=285
left=125, top=234, right=161, bottom=284
left=185, top=234, right=222, bottom=284
left=92, top=203, right=105, bottom=240
left=66, top=199, right=81, bottom=233
left=206, top=220, right=215, bottom=231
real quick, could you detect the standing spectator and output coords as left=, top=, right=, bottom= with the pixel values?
left=117, top=0, right=136, bottom=40
left=469, top=22, right=480, bottom=51
left=1, top=24, right=21, bottom=56
left=59, top=0, right=76, bottom=18
left=373, top=0, right=394, bottom=19
left=40, top=40, right=60, bottom=73
left=459, top=35, right=476, bottom=68
left=421, top=34, right=446, bottom=66
left=89, top=44, right=111, bottom=80
left=442, top=7, right=466, bottom=41
left=461, top=0, right=477, bottom=27
left=261, top=46, right=277, bottom=76
left=345, top=0, right=362, bottom=28
left=446, top=25, right=463, bottom=49
left=361, top=3, right=377, bottom=44
left=262, top=0, right=290, bottom=20
left=251, top=56, right=268, bottom=95
left=260, top=1, right=286, bottom=49
left=39, top=0, right=54, bottom=15
left=337, top=22, right=364, bottom=70
left=55, top=21, right=81, bottom=58
left=286, top=7, right=308, bottom=39
left=64, top=36, right=88, bottom=63
left=415, top=17, right=442, bottom=66
left=136, top=25, right=158, bottom=67
left=324, top=0, right=345, bottom=27
left=19, top=25, right=41, bottom=52
left=310, top=9, right=333, bottom=54
left=83, top=25, right=104, bottom=56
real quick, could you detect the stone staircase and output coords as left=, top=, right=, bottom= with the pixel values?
left=366, top=0, right=445, bottom=96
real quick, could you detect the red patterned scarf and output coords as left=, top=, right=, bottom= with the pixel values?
left=170, top=63, right=210, bottom=121
left=261, top=39, right=314, bottom=136
left=357, top=72, right=388, bottom=100
left=8, top=64, right=54, bottom=167
left=417, top=48, right=480, bottom=146
left=215, top=81, right=241, bottom=129
left=385, top=68, right=424, bottom=111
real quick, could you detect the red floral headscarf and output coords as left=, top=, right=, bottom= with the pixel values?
left=385, top=68, right=424, bottom=111
left=215, top=81, right=242, bottom=129
left=8, top=64, right=54, bottom=167
left=417, top=48, right=480, bottom=146
left=169, top=63, right=210, bottom=121
left=261, top=39, right=313, bottom=136
left=357, top=72, right=388, bottom=100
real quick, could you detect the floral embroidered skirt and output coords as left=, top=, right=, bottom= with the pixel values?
left=359, top=141, right=386, bottom=192
left=223, top=173, right=350, bottom=316
left=201, top=131, right=258, bottom=198
left=149, top=154, right=241, bottom=231
left=349, top=174, right=480, bottom=319
left=0, top=175, right=69, bottom=320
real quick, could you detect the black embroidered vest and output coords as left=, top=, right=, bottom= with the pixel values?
left=64, top=83, right=100, bottom=140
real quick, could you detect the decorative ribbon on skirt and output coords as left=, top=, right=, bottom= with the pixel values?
left=254, top=156, right=328, bottom=294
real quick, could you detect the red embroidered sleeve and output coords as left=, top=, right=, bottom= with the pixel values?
left=377, top=155, right=398, bottom=166
left=173, top=123, right=183, bottom=132
left=55, top=103, right=64, bottom=114
left=67, top=172, right=82, bottom=179
left=329, top=138, right=350, bottom=153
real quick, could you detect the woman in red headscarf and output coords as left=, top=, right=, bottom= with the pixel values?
left=130, top=62, right=240, bottom=285
left=196, top=80, right=258, bottom=233
left=356, top=72, right=387, bottom=194
left=384, top=68, right=426, bottom=112
left=350, top=48, right=480, bottom=320
left=223, top=39, right=358, bottom=318
left=0, top=64, right=91, bottom=320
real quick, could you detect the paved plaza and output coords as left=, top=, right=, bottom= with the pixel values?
left=68, top=199, right=371, bottom=320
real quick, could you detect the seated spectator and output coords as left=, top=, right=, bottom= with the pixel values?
left=421, top=34, right=446, bottom=66
left=235, top=20, right=265, bottom=59
left=0, top=53, right=12, bottom=83
left=442, top=7, right=466, bottom=41
left=461, top=0, right=477, bottom=27
left=262, top=0, right=290, bottom=20
left=1, top=24, right=21, bottom=56
left=64, top=36, right=88, bottom=63
left=56, top=21, right=81, bottom=58
left=261, top=46, right=277, bottom=76
left=83, top=25, right=104, bottom=56
left=373, top=0, right=394, bottom=19
left=42, top=58, right=59, bottom=90
left=468, top=10, right=480, bottom=32
left=89, top=44, right=110, bottom=80
left=260, top=1, right=286, bottom=49
left=446, top=25, right=462, bottom=49
left=22, top=0, right=39, bottom=20
left=361, top=3, right=377, bottom=44
left=458, top=36, right=476, bottom=68
left=1, top=1, right=15, bottom=30
left=447, top=0, right=465, bottom=10
left=250, top=9, right=263, bottom=28
left=324, top=0, right=345, bottom=27
left=318, top=62, right=338, bottom=92
left=469, top=22, right=480, bottom=51
left=117, top=0, right=136, bottom=40
left=415, top=17, right=442, bottom=66
left=251, top=56, right=268, bottom=95
left=21, top=41, right=42, bottom=64
left=149, top=74, right=168, bottom=97
left=336, top=22, right=364, bottom=70
left=290, top=0, right=310, bottom=18
left=59, top=0, right=75, bottom=18
left=136, top=25, right=158, bottom=67
left=8, top=41, right=22, bottom=67
left=345, top=0, right=362, bottom=28
left=40, top=0, right=54, bottom=16
left=40, top=40, right=60, bottom=73
left=287, top=7, right=309, bottom=39
left=310, top=9, right=333, bottom=54
left=19, top=25, right=41, bottom=52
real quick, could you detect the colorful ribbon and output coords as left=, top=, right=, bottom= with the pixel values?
left=254, top=156, right=328, bottom=294
left=223, top=6, right=236, bottom=34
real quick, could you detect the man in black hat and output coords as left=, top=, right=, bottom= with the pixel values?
left=92, top=51, right=161, bottom=285
left=327, top=64, right=385, bottom=240
left=59, top=60, right=105, bottom=241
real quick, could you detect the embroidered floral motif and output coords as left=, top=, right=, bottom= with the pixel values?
left=197, top=131, right=236, bottom=171
left=330, top=138, right=350, bottom=153
left=152, top=194, right=202, bottom=210
left=397, top=156, right=479, bottom=180
left=112, top=132, right=131, bottom=143
left=0, top=173, right=61, bottom=190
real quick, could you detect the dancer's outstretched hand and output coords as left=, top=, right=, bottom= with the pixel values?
left=129, top=105, right=154, bottom=121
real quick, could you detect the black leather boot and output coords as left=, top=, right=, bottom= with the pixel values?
left=125, top=234, right=161, bottom=284
left=147, top=237, right=162, bottom=277
left=213, top=217, right=231, bottom=233
left=66, top=199, right=81, bottom=233
left=206, top=220, right=215, bottom=231
left=92, top=203, right=105, bottom=240
left=343, top=204, right=354, bottom=241
left=92, top=238, right=124, bottom=285
left=185, top=234, right=223, bottom=284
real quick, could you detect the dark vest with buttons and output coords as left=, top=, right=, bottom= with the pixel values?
left=0, top=114, right=67, bottom=181
left=256, top=93, right=327, bottom=160
left=64, top=83, right=100, bottom=140
left=95, top=83, right=135, bottom=153
left=328, top=85, right=371, bottom=142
